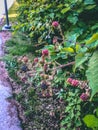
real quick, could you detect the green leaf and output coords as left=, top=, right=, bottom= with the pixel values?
left=86, top=41, right=98, bottom=49
left=60, top=128, right=65, bottom=130
left=76, top=44, right=81, bottom=52
left=85, top=5, right=96, bottom=10
left=67, top=15, right=78, bottom=25
left=76, top=119, right=82, bottom=127
left=49, top=13, right=54, bottom=18
left=61, top=47, right=74, bottom=53
left=91, top=23, right=98, bottom=30
left=83, top=115, right=98, bottom=129
left=75, top=53, right=89, bottom=69
left=61, top=7, right=70, bottom=14
left=65, top=106, right=71, bottom=112
left=95, top=108, right=98, bottom=117
left=86, top=33, right=98, bottom=44
left=84, top=0, right=95, bottom=5
left=70, top=110, right=74, bottom=118
left=57, top=4, right=63, bottom=8
left=45, top=45, right=54, bottom=51
left=61, top=119, right=68, bottom=125
left=65, top=34, right=78, bottom=46
left=86, top=50, right=98, bottom=99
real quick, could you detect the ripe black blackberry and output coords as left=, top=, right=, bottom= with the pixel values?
left=41, top=82, right=48, bottom=90
left=21, top=65, right=28, bottom=72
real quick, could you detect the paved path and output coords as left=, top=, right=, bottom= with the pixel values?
left=0, top=32, right=22, bottom=130
left=0, top=0, right=15, bottom=18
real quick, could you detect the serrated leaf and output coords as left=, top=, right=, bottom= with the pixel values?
left=61, top=7, right=70, bottom=14
left=75, top=53, right=89, bottom=69
left=86, top=33, right=98, bottom=44
left=86, top=51, right=98, bottom=99
left=83, top=115, right=98, bottom=129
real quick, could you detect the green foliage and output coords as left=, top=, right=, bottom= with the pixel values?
left=4, top=54, right=22, bottom=83
left=60, top=89, right=82, bottom=130
left=83, top=115, right=98, bottom=130
left=5, top=0, right=98, bottom=129
left=16, top=0, right=98, bottom=47
left=86, top=33, right=98, bottom=44
left=75, top=53, right=89, bottom=69
left=5, top=32, right=34, bottom=56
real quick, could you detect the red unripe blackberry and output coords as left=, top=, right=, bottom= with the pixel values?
left=67, top=78, right=73, bottom=84
left=71, top=79, right=79, bottom=87
left=80, top=93, right=89, bottom=101
left=53, top=37, right=58, bottom=44
left=42, top=49, right=49, bottom=56
left=22, top=56, right=28, bottom=63
left=34, top=58, right=39, bottom=63
left=52, top=21, right=59, bottom=27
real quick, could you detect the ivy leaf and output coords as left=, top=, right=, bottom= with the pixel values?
left=83, top=115, right=98, bottom=129
left=75, top=53, right=89, bottom=69
left=86, top=33, right=98, bottom=44
left=86, top=50, right=98, bottom=99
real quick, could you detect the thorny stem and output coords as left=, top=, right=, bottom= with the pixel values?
left=48, top=61, right=75, bottom=71
left=59, top=25, right=65, bottom=42
left=55, top=61, right=61, bottom=66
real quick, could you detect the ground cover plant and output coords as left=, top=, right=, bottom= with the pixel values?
left=5, top=0, right=98, bottom=130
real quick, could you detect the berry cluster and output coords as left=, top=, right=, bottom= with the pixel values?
left=67, top=77, right=90, bottom=101
left=67, top=78, right=79, bottom=87
left=16, top=48, right=55, bottom=98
